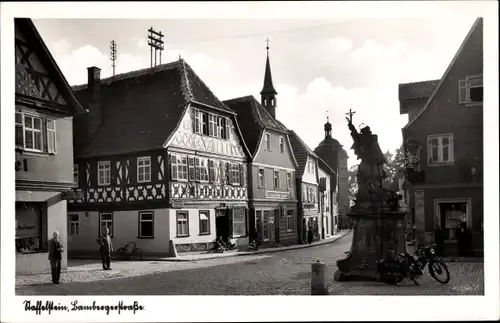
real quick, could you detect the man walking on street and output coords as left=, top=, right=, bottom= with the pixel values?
left=97, top=227, right=113, bottom=270
left=48, top=231, right=64, bottom=284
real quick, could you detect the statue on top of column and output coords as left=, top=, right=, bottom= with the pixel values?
left=345, top=110, right=393, bottom=210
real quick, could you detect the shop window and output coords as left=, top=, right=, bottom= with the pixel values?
left=15, top=202, right=45, bottom=254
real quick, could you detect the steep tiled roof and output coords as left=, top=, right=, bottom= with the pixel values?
left=288, top=130, right=319, bottom=177
left=72, top=59, right=234, bottom=158
left=398, top=80, right=440, bottom=100
left=318, top=157, right=336, bottom=176
left=224, top=95, right=287, bottom=156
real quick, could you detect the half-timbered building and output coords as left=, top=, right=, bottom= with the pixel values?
left=68, top=59, right=251, bottom=257
left=15, top=18, right=85, bottom=274
left=224, top=95, right=299, bottom=247
left=288, top=130, right=320, bottom=244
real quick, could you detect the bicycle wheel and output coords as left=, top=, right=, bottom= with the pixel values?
left=133, top=248, right=144, bottom=260
left=428, top=260, right=450, bottom=284
left=117, top=247, right=127, bottom=260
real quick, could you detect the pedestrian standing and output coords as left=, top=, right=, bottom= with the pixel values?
left=307, top=226, right=314, bottom=244
left=434, top=225, right=445, bottom=256
left=97, top=227, right=113, bottom=270
left=48, top=231, right=64, bottom=284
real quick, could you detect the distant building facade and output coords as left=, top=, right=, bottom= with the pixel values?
left=399, top=18, right=483, bottom=256
left=314, top=118, right=351, bottom=229
left=68, top=59, right=251, bottom=257
left=289, top=131, right=320, bottom=243
left=15, top=18, right=85, bottom=274
left=317, top=158, right=337, bottom=237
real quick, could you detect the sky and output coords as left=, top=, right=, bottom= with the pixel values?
left=26, top=3, right=489, bottom=168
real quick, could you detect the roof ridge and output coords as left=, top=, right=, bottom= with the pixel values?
left=404, top=17, right=482, bottom=130
left=179, top=58, right=194, bottom=102
left=181, top=60, right=232, bottom=111
left=290, top=129, right=319, bottom=158
left=71, top=61, right=181, bottom=91
left=223, top=95, right=254, bottom=104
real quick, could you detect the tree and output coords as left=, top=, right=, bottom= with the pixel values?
left=348, top=164, right=359, bottom=202
left=348, top=144, right=406, bottom=202
left=383, top=144, right=406, bottom=191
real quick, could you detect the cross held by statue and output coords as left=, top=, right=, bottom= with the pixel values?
left=345, top=109, right=356, bottom=123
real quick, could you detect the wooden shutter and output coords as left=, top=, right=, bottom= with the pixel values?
left=208, top=159, right=215, bottom=183
left=188, top=156, right=195, bottom=182
left=442, top=137, right=450, bottom=162
left=458, top=79, right=467, bottom=104
left=194, top=157, right=201, bottom=182
left=227, top=209, right=233, bottom=239
left=239, top=164, right=245, bottom=186
left=15, top=112, right=24, bottom=148
left=226, top=162, right=232, bottom=185
left=208, top=114, right=214, bottom=136
left=225, top=118, right=231, bottom=140
left=202, top=113, right=209, bottom=135
left=429, top=138, right=439, bottom=163
left=170, top=154, right=178, bottom=180
left=194, top=109, right=201, bottom=133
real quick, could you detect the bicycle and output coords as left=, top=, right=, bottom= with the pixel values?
left=116, top=241, right=144, bottom=260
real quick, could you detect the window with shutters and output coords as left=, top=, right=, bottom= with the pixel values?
left=258, top=168, right=265, bottom=188
left=273, top=170, right=280, bottom=189
left=217, top=117, right=224, bottom=138
left=230, top=163, right=241, bottom=185
left=232, top=208, right=246, bottom=237
left=458, top=75, right=483, bottom=105
left=171, top=154, right=188, bottom=181
left=279, top=136, right=285, bottom=153
left=198, top=158, right=209, bottom=182
left=15, top=109, right=58, bottom=154
left=427, top=134, right=454, bottom=165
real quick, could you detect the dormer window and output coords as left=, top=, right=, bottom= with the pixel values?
left=194, top=108, right=230, bottom=140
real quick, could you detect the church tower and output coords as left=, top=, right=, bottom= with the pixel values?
left=260, top=39, right=277, bottom=119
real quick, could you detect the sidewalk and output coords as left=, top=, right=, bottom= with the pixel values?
left=152, top=230, right=351, bottom=262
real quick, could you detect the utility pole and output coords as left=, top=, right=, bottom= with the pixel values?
left=147, top=27, right=164, bottom=68
left=110, top=40, right=117, bottom=76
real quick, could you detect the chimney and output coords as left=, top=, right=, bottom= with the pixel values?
left=87, top=66, right=101, bottom=137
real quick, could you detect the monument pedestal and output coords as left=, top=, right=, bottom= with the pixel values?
left=334, top=210, right=406, bottom=282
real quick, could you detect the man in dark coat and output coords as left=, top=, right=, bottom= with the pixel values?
left=97, top=227, right=113, bottom=270
left=307, top=226, right=314, bottom=244
left=48, top=231, right=64, bottom=284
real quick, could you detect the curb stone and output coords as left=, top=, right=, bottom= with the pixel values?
left=148, top=230, right=351, bottom=262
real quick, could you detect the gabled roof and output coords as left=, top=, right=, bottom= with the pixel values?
left=398, top=80, right=440, bottom=100
left=223, top=95, right=288, bottom=156
left=317, top=157, right=336, bottom=177
left=73, top=59, right=239, bottom=158
left=15, top=18, right=85, bottom=115
left=404, top=17, right=483, bottom=130
left=288, top=130, right=320, bottom=177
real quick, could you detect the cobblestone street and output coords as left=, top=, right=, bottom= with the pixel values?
left=16, top=233, right=484, bottom=295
